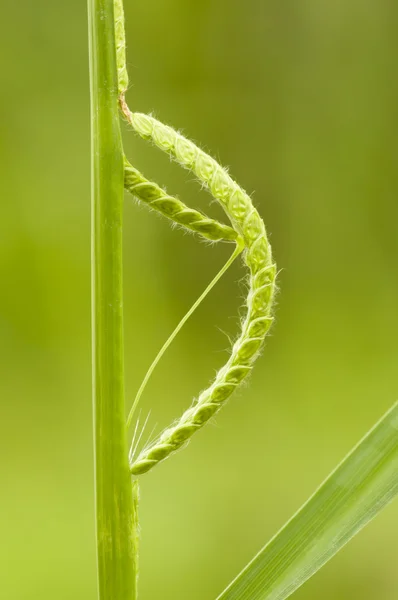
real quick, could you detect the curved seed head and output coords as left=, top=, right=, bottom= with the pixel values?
left=124, top=113, right=277, bottom=476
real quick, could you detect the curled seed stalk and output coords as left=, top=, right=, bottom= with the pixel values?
left=122, top=110, right=276, bottom=476
left=114, top=0, right=276, bottom=476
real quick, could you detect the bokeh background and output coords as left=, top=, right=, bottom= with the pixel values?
left=1, top=1, right=398, bottom=599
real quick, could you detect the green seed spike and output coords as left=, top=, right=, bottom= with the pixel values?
left=123, top=110, right=276, bottom=476
left=114, top=0, right=128, bottom=96
left=124, top=159, right=240, bottom=243
left=114, top=0, right=276, bottom=476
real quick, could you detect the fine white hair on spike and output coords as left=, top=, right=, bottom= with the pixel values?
left=129, top=409, right=142, bottom=463
left=129, top=410, right=152, bottom=463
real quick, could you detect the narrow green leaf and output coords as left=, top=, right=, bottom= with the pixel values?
left=217, top=403, right=398, bottom=600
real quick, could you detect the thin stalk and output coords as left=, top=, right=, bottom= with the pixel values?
left=127, top=241, right=244, bottom=429
left=88, top=0, right=138, bottom=599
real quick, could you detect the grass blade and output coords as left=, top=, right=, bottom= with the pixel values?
left=217, top=403, right=398, bottom=600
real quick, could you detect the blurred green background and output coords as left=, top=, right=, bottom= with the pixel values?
left=1, top=1, right=397, bottom=598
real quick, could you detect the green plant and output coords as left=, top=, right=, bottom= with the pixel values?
left=88, top=0, right=138, bottom=598
left=123, top=114, right=276, bottom=475
left=88, top=1, right=398, bottom=599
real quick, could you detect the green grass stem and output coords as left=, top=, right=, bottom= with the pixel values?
left=88, top=0, right=138, bottom=598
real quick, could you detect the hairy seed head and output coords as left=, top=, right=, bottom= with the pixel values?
left=123, top=113, right=277, bottom=476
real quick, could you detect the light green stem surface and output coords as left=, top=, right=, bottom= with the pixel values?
left=88, top=0, right=138, bottom=598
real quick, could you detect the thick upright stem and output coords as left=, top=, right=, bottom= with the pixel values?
left=88, top=0, right=138, bottom=598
